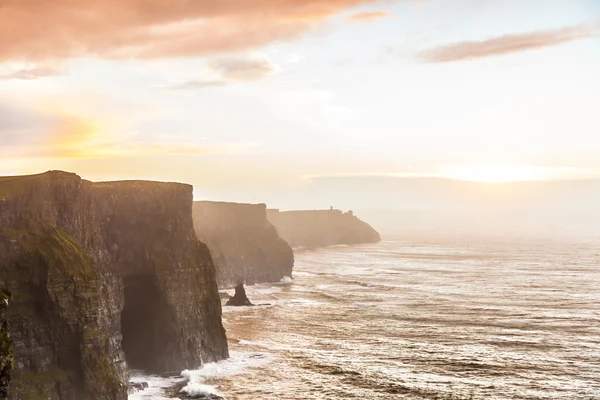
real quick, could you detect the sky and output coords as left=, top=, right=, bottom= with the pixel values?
left=1, top=0, right=600, bottom=235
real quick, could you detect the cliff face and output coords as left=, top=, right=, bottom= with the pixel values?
left=267, top=209, right=381, bottom=248
left=193, top=202, right=294, bottom=288
left=0, top=171, right=228, bottom=400
left=0, top=289, right=12, bottom=400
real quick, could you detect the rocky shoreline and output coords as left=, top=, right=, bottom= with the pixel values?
left=0, top=170, right=382, bottom=400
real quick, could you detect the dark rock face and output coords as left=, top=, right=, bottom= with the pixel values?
left=0, top=171, right=228, bottom=400
left=0, top=289, right=12, bottom=400
left=128, top=381, right=149, bottom=393
left=267, top=209, right=381, bottom=248
left=225, top=284, right=253, bottom=307
left=193, top=201, right=294, bottom=288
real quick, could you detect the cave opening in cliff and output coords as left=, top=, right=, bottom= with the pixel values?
left=121, top=274, right=163, bottom=372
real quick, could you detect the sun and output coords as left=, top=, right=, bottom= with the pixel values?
left=442, top=164, right=556, bottom=183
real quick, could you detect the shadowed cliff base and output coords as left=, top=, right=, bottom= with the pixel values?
left=121, top=274, right=165, bottom=372
left=0, top=171, right=228, bottom=400
left=193, top=201, right=294, bottom=288
left=267, top=208, right=381, bottom=248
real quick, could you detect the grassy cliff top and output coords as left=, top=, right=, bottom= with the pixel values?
left=0, top=171, right=79, bottom=182
left=92, top=179, right=192, bottom=191
left=0, top=171, right=80, bottom=200
left=194, top=200, right=267, bottom=207
left=0, top=170, right=192, bottom=200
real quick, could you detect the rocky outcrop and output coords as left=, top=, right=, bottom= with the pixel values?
left=0, top=171, right=228, bottom=400
left=193, top=201, right=293, bottom=288
left=225, top=284, right=253, bottom=307
left=267, top=209, right=381, bottom=248
left=0, top=289, right=12, bottom=400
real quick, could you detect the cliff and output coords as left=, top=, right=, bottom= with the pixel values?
left=193, top=202, right=294, bottom=288
left=0, top=289, right=12, bottom=400
left=0, top=171, right=228, bottom=400
left=267, top=209, right=381, bottom=248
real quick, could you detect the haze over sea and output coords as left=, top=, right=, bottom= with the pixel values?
left=131, top=234, right=600, bottom=400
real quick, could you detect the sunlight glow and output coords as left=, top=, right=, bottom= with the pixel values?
left=442, top=165, right=560, bottom=183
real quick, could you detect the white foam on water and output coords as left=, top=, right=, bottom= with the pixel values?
left=325, top=244, right=351, bottom=249
left=182, top=350, right=273, bottom=380
left=246, top=284, right=282, bottom=296
left=128, top=350, right=274, bottom=399
left=286, top=298, right=323, bottom=307
left=174, top=350, right=274, bottom=398
left=292, top=271, right=316, bottom=277
left=280, top=276, right=293, bottom=283
left=180, top=382, right=221, bottom=397
left=128, top=373, right=184, bottom=400
left=221, top=305, right=256, bottom=313
left=238, top=339, right=269, bottom=347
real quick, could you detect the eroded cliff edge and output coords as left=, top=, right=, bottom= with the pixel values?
left=267, top=209, right=381, bottom=248
left=193, top=201, right=294, bottom=288
left=0, top=171, right=228, bottom=400
left=0, top=289, right=12, bottom=400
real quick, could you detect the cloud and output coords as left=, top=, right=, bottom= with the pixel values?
left=208, top=56, right=279, bottom=81
left=0, top=1, right=377, bottom=62
left=349, top=11, right=392, bottom=21
left=0, top=103, right=42, bottom=132
left=0, top=101, right=55, bottom=151
left=0, top=107, right=225, bottom=160
left=173, top=80, right=228, bottom=90
left=0, top=65, right=62, bottom=80
left=41, top=114, right=222, bottom=159
left=285, top=54, right=307, bottom=64
left=419, top=22, right=598, bottom=63
left=172, top=56, right=279, bottom=90
left=414, top=1, right=433, bottom=8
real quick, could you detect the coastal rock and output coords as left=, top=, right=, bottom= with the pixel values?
left=0, top=289, right=12, bottom=400
left=267, top=208, right=381, bottom=248
left=0, top=171, right=228, bottom=400
left=160, top=371, right=183, bottom=378
left=187, top=394, right=224, bottom=399
left=165, top=381, right=224, bottom=399
left=193, top=201, right=294, bottom=288
left=127, top=381, right=149, bottom=393
left=225, top=284, right=253, bottom=306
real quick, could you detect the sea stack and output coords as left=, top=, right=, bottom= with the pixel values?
left=193, top=201, right=294, bottom=288
left=0, top=171, right=228, bottom=400
left=225, top=283, right=253, bottom=306
left=267, top=208, right=381, bottom=248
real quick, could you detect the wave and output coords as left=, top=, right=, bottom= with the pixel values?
left=127, top=373, right=184, bottom=400
left=179, top=382, right=222, bottom=398
left=292, top=271, right=317, bottom=277
left=182, top=350, right=273, bottom=379
left=238, top=339, right=270, bottom=347
left=343, top=279, right=402, bottom=289
left=128, top=351, right=273, bottom=399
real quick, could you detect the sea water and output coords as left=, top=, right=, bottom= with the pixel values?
left=131, top=235, right=600, bottom=399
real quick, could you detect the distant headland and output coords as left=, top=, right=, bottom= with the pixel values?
left=267, top=208, right=381, bottom=249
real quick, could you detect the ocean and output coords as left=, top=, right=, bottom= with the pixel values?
left=130, top=236, right=600, bottom=399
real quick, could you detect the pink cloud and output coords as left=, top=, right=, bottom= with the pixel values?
left=419, top=22, right=597, bottom=63
left=0, top=0, right=378, bottom=62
